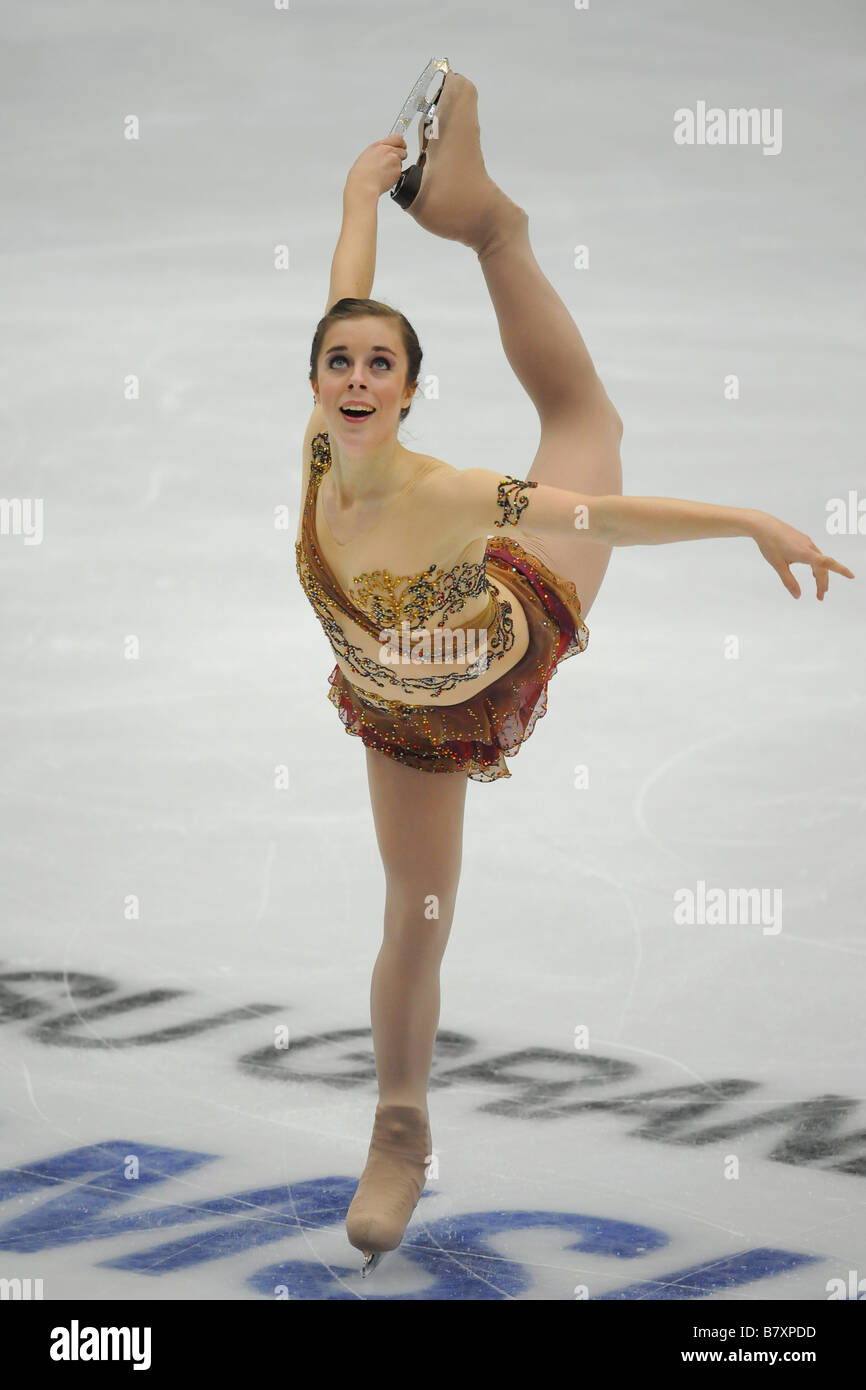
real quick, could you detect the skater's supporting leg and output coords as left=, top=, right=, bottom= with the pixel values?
left=345, top=749, right=466, bottom=1259
left=364, top=747, right=468, bottom=1109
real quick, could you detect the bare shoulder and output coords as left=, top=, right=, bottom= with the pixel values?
left=415, top=452, right=462, bottom=493
left=424, top=465, right=550, bottom=543
left=428, top=464, right=505, bottom=493
left=423, top=464, right=507, bottom=516
left=410, top=453, right=476, bottom=521
left=410, top=460, right=511, bottom=548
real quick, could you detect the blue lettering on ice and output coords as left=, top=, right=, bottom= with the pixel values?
left=0, top=1140, right=215, bottom=1252
left=0, top=1141, right=356, bottom=1265
left=251, top=1208, right=669, bottom=1300
left=593, top=1247, right=821, bottom=1299
left=101, top=1176, right=360, bottom=1272
left=0, top=1142, right=817, bottom=1298
left=251, top=1216, right=815, bottom=1300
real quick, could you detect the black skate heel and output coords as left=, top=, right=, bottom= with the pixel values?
left=389, top=57, right=451, bottom=209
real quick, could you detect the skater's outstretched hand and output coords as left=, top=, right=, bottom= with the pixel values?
left=751, top=512, right=854, bottom=599
left=346, top=136, right=408, bottom=199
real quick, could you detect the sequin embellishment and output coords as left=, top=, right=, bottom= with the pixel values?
left=348, top=560, right=490, bottom=629
left=494, top=475, right=538, bottom=527
left=295, top=433, right=516, bottom=697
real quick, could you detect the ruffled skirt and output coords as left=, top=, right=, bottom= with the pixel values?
left=325, top=537, right=589, bottom=782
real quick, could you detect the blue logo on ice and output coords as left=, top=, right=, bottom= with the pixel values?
left=0, top=1141, right=820, bottom=1299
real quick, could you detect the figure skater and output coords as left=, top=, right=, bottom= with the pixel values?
left=295, top=64, right=853, bottom=1276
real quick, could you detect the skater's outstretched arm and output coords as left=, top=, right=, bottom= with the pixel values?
left=451, top=469, right=854, bottom=601
left=324, top=135, right=407, bottom=313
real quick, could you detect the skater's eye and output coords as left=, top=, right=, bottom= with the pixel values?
left=325, top=354, right=392, bottom=370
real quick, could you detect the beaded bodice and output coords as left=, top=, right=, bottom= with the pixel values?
left=296, top=432, right=499, bottom=639
left=346, top=558, right=492, bottom=629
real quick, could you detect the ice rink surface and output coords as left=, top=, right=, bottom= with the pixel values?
left=1, top=0, right=864, bottom=1300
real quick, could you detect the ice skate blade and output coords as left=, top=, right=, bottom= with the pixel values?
left=389, top=57, right=451, bottom=139
left=389, top=58, right=451, bottom=209
left=360, top=1250, right=386, bottom=1278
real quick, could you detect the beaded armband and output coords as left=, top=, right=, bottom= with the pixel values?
left=494, top=475, right=538, bottom=528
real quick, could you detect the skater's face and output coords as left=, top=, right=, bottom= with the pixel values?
left=313, top=317, right=416, bottom=445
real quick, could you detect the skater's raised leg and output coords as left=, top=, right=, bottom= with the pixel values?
left=405, top=71, right=527, bottom=259
left=478, top=219, right=623, bottom=619
left=406, top=72, right=623, bottom=618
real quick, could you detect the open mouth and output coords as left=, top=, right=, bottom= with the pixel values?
left=340, top=404, right=376, bottom=421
